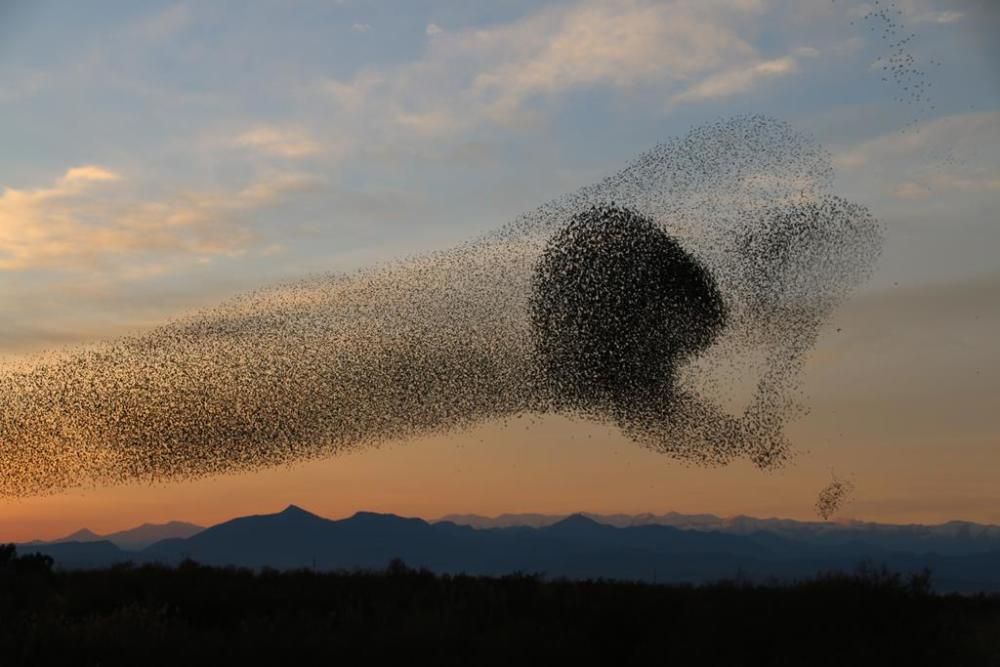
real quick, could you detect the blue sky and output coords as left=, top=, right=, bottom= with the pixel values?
left=0, top=0, right=998, bottom=523
left=1, top=2, right=996, bottom=322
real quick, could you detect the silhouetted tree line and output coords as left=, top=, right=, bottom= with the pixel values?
left=1, top=544, right=998, bottom=666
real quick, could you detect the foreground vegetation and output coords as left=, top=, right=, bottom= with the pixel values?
left=2, top=545, right=999, bottom=666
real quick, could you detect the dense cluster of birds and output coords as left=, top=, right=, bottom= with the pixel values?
left=0, top=115, right=883, bottom=498
left=815, top=474, right=855, bottom=521
left=530, top=205, right=727, bottom=422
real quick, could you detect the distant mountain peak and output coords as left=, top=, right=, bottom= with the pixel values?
left=63, top=528, right=101, bottom=542
left=552, top=513, right=605, bottom=529
left=278, top=504, right=318, bottom=518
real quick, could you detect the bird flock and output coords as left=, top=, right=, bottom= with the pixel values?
left=816, top=475, right=856, bottom=521
left=0, top=115, right=882, bottom=499
left=851, top=0, right=942, bottom=129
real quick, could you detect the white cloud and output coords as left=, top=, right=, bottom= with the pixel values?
left=0, top=167, right=317, bottom=271
left=846, top=3, right=875, bottom=19
left=233, top=172, right=322, bottom=207
left=393, top=110, right=456, bottom=135
left=670, top=55, right=800, bottom=104
left=319, top=71, right=384, bottom=112
left=467, top=1, right=757, bottom=115
left=833, top=112, right=1000, bottom=168
left=426, top=23, right=443, bottom=36
left=57, top=165, right=121, bottom=187
left=893, top=174, right=1000, bottom=200
left=130, top=3, right=191, bottom=41
left=831, top=112, right=1000, bottom=204
left=234, top=126, right=323, bottom=158
left=318, top=0, right=772, bottom=137
left=847, top=0, right=963, bottom=24
left=792, top=46, right=820, bottom=58
left=892, top=181, right=932, bottom=199
left=351, top=23, right=371, bottom=33
left=912, top=10, right=964, bottom=24
left=0, top=68, right=51, bottom=103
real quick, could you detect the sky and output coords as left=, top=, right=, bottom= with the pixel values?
left=1, top=0, right=998, bottom=540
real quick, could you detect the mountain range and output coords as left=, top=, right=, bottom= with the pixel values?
left=24, top=521, right=204, bottom=550
left=442, top=512, right=1000, bottom=556
left=12, top=506, right=1000, bottom=593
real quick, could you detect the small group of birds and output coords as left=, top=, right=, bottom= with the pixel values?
left=816, top=475, right=856, bottom=520
left=850, top=0, right=941, bottom=131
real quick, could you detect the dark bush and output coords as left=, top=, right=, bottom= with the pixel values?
left=0, top=549, right=996, bottom=666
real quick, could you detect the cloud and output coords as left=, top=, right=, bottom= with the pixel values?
left=668, top=42, right=821, bottom=105
left=912, top=10, right=964, bottom=24
left=393, top=110, right=456, bottom=135
left=426, top=23, right=443, bottom=36
left=318, top=0, right=770, bottom=136
left=233, top=172, right=322, bottom=207
left=833, top=111, right=1000, bottom=171
left=0, top=67, right=50, bottom=103
left=892, top=181, right=931, bottom=199
left=61, top=165, right=121, bottom=185
left=792, top=46, right=820, bottom=58
left=351, top=23, right=371, bottom=33
left=234, top=126, right=323, bottom=158
left=0, top=167, right=317, bottom=272
left=130, top=3, right=191, bottom=41
left=892, top=174, right=1000, bottom=200
left=670, top=55, right=800, bottom=104
left=464, top=0, right=758, bottom=120
left=319, top=72, right=383, bottom=113
left=847, top=0, right=964, bottom=25
left=828, top=111, right=1000, bottom=224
